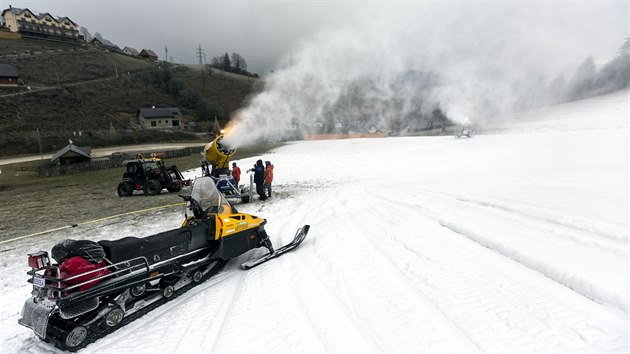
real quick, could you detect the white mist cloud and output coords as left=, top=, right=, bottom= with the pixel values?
left=223, top=2, right=627, bottom=148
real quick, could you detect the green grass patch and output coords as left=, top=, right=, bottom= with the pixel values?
left=0, top=142, right=283, bottom=242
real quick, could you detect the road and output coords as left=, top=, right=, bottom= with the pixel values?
left=0, top=142, right=206, bottom=166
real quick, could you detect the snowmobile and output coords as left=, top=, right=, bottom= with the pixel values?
left=18, top=176, right=309, bottom=351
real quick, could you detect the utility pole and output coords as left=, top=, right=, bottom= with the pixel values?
left=196, top=45, right=207, bottom=89
left=165, top=46, right=168, bottom=62
left=196, top=44, right=205, bottom=65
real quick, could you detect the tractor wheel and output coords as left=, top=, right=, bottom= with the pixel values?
left=117, top=181, right=133, bottom=197
left=143, top=180, right=162, bottom=196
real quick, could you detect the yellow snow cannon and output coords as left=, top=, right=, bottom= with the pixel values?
left=201, top=134, right=253, bottom=203
left=202, top=135, right=235, bottom=171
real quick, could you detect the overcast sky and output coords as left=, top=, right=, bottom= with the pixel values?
left=2, top=1, right=628, bottom=75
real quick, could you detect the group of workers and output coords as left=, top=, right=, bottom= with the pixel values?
left=231, top=160, right=274, bottom=201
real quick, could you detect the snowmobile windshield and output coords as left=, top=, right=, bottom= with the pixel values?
left=189, top=176, right=232, bottom=215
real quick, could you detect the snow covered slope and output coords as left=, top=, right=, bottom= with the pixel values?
left=1, top=90, right=627, bottom=353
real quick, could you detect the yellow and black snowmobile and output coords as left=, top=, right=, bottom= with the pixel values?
left=18, top=176, right=309, bottom=351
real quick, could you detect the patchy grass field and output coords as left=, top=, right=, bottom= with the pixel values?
left=0, top=143, right=281, bottom=242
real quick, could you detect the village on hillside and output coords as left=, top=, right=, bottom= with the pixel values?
left=0, top=5, right=158, bottom=62
left=0, top=5, right=230, bottom=173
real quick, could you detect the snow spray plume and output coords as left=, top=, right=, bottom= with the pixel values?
left=222, top=3, right=625, bottom=148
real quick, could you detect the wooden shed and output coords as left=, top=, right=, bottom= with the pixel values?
left=139, top=49, right=158, bottom=61
left=50, top=143, right=91, bottom=165
left=0, top=63, right=19, bottom=86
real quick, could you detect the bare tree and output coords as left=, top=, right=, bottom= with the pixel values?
left=210, top=56, right=221, bottom=67
left=231, top=52, right=248, bottom=72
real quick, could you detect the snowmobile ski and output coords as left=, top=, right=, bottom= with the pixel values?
left=241, top=225, right=310, bottom=270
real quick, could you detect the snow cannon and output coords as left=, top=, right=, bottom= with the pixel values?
left=203, top=135, right=235, bottom=174
left=201, top=135, right=253, bottom=203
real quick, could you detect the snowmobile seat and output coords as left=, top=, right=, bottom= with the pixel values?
left=98, top=228, right=190, bottom=265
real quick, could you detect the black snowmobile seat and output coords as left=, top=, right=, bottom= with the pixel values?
left=99, top=228, right=191, bottom=265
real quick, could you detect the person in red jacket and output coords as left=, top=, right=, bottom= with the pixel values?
left=264, top=161, right=274, bottom=198
left=232, top=162, right=241, bottom=189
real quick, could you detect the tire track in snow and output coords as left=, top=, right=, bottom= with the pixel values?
left=255, top=255, right=370, bottom=353
left=246, top=185, right=463, bottom=352
left=366, top=188, right=628, bottom=313
left=423, top=189, right=627, bottom=243
left=436, top=219, right=629, bottom=313
left=205, top=188, right=349, bottom=353
left=168, top=266, right=245, bottom=351
left=278, top=239, right=384, bottom=352
left=265, top=183, right=481, bottom=352
left=355, top=186, right=627, bottom=352
left=343, top=189, right=483, bottom=353
left=200, top=263, right=247, bottom=352
left=261, top=189, right=383, bottom=352
left=426, top=191, right=627, bottom=258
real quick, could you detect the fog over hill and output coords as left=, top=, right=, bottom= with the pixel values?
left=222, top=3, right=627, bottom=148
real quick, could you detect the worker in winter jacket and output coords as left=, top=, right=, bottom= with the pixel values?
left=231, top=162, right=241, bottom=189
left=251, top=159, right=266, bottom=200
left=264, top=161, right=274, bottom=198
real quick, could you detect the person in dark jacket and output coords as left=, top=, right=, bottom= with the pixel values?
left=251, top=159, right=266, bottom=200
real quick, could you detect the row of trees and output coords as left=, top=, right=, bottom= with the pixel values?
left=209, top=52, right=258, bottom=77
left=513, top=37, right=630, bottom=112
left=564, top=38, right=629, bottom=101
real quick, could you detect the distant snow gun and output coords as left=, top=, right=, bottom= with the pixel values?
left=201, top=135, right=253, bottom=203
left=455, top=118, right=475, bottom=139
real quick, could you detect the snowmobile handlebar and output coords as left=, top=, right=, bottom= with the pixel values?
left=178, top=194, right=207, bottom=219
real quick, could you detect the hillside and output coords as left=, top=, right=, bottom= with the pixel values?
left=0, top=38, right=260, bottom=156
